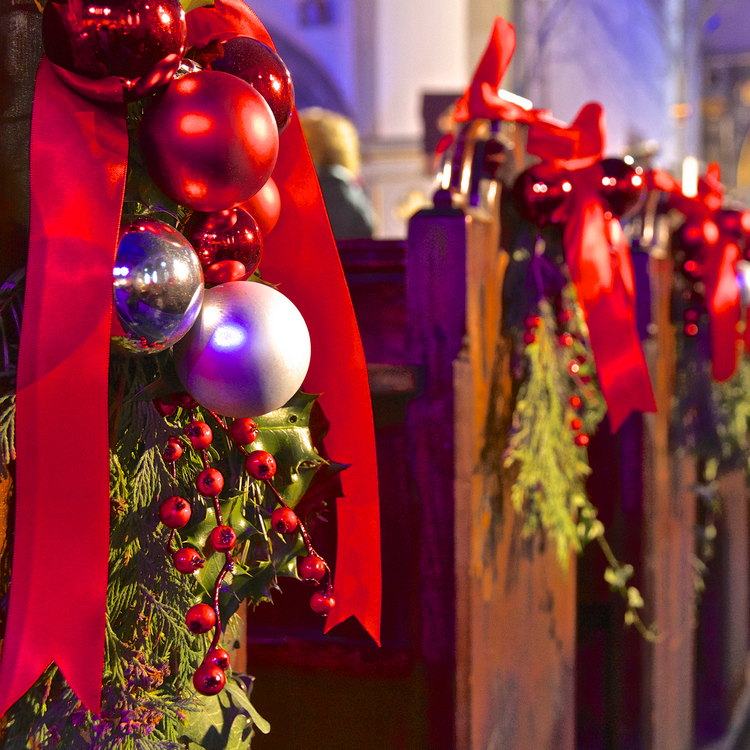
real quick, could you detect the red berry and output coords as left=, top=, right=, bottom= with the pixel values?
left=570, top=418, right=583, bottom=431
left=524, top=314, right=542, bottom=329
left=310, top=590, right=336, bottom=614
left=245, top=450, right=276, bottom=480
left=558, top=333, right=573, bottom=347
left=271, top=507, right=298, bottom=534
left=196, top=467, right=224, bottom=497
left=575, top=434, right=590, bottom=447
left=186, top=603, right=216, bottom=634
left=159, top=496, right=192, bottom=528
left=684, top=308, right=701, bottom=323
left=170, top=392, right=200, bottom=409
left=185, top=420, right=213, bottom=450
left=163, top=436, right=184, bottom=462
left=569, top=361, right=580, bottom=375
left=523, top=331, right=536, bottom=345
left=298, top=555, right=326, bottom=582
left=579, top=375, right=592, bottom=384
left=229, top=417, right=259, bottom=446
left=154, top=397, right=178, bottom=418
left=193, top=663, right=226, bottom=695
left=570, top=395, right=582, bottom=409
left=173, top=547, right=204, bottom=574
left=576, top=354, right=587, bottom=364
left=204, top=648, right=231, bottom=671
left=210, top=525, right=237, bottom=552
left=684, top=322, right=699, bottom=337
left=557, top=309, right=573, bottom=324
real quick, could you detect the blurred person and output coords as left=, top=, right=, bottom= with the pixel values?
left=298, top=107, right=374, bottom=239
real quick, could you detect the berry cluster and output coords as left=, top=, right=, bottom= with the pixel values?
left=155, top=394, right=334, bottom=696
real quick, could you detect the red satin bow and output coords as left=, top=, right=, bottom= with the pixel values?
left=649, top=164, right=742, bottom=381
left=0, top=0, right=381, bottom=719
left=526, top=103, right=657, bottom=433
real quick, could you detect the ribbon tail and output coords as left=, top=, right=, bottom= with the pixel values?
left=565, top=197, right=656, bottom=434
left=0, top=57, right=126, bottom=717
left=705, top=240, right=741, bottom=382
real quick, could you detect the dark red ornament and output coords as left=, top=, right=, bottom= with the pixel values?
left=184, top=207, right=263, bottom=279
left=196, top=467, right=224, bottom=497
left=185, top=420, right=212, bottom=450
left=238, top=178, right=281, bottom=236
left=139, top=71, right=279, bottom=212
left=210, top=525, right=237, bottom=552
left=245, top=450, right=277, bottom=480
left=173, top=547, right=204, bottom=574
left=210, top=36, right=295, bottom=133
left=310, top=590, right=336, bottom=615
left=193, top=663, right=226, bottom=695
left=205, top=648, right=231, bottom=671
left=271, top=507, right=299, bottom=534
left=42, top=0, right=186, bottom=98
left=598, top=159, right=645, bottom=220
left=159, top=496, right=192, bottom=528
left=204, top=260, right=247, bottom=284
left=163, top=437, right=184, bottom=462
left=298, top=555, right=326, bottom=582
left=513, top=164, right=570, bottom=226
left=186, top=603, right=216, bottom=634
left=229, top=418, right=259, bottom=446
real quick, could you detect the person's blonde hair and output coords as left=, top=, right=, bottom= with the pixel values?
left=298, top=107, right=361, bottom=176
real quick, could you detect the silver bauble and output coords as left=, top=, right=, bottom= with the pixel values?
left=113, top=218, right=204, bottom=354
left=737, top=259, right=750, bottom=307
left=173, top=281, right=311, bottom=417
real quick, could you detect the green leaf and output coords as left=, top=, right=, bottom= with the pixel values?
left=182, top=0, right=215, bottom=12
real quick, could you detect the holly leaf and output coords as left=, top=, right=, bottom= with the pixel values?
left=254, top=392, right=327, bottom=507
left=230, top=562, right=278, bottom=607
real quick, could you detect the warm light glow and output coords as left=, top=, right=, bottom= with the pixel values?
left=624, top=155, right=634, bottom=165
left=498, top=89, right=533, bottom=111
left=632, top=175, right=643, bottom=187
left=703, top=220, right=719, bottom=244
left=562, top=181, right=572, bottom=193
left=682, top=156, right=698, bottom=197
left=741, top=211, right=750, bottom=232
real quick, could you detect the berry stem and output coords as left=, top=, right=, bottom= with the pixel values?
left=210, top=555, right=234, bottom=652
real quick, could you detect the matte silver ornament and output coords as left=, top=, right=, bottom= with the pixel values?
left=113, top=218, right=204, bottom=353
left=173, top=281, right=311, bottom=417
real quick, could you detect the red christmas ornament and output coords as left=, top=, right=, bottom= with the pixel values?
left=184, top=208, right=263, bottom=279
left=310, top=590, right=336, bottom=615
left=139, top=71, right=279, bottom=212
left=298, top=555, right=326, bottom=582
left=42, top=0, right=186, bottom=98
left=229, top=418, right=259, bottom=446
left=598, top=159, right=645, bottom=220
left=210, top=525, right=237, bottom=552
left=238, top=178, right=281, bottom=236
left=245, top=450, right=277, bottom=480
left=186, top=603, right=216, bottom=634
left=204, top=260, right=247, bottom=284
left=209, top=36, right=295, bottom=133
left=173, top=547, right=204, bottom=574
left=513, top=164, right=570, bottom=225
left=271, top=507, right=299, bottom=534
left=193, top=663, right=226, bottom=695
left=196, top=467, right=224, bottom=497
left=205, top=648, right=231, bottom=671
left=154, top=397, right=178, bottom=418
left=185, top=420, right=213, bottom=450
left=159, top=496, right=192, bottom=529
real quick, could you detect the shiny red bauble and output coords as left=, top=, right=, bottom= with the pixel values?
left=196, top=467, right=224, bottom=497
left=163, top=436, right=184, bottom=463
left=513, top=164, right=570, bottom=225
left=210, top=37, right=295, bottom=133
left=210, top=525, right=237, bottom=552
left=204, top=260, right=247, bottom=284
left=186, top=603, right=217, bottom=634
left=184, top=208, right=263, bottom=279
left=310, top=590, right=336, bottom=614
left=298, top=555, right=326, bottom=582
left=185, top=420, right=213, bottom=450
left=245, top=450, right=277, bottom=480
left=598, top=159, right=645, bottom=220
left=173, top=547, right=204, bottom=574
left=205, top=648, right=231, bottom=671
left=271, top=507, right=299, bottom=535
left=229, top=417, right=259, bottom=446
left=139, top=70, right=279, bottom=212
left=238, top=178, right=281, bottom=236
left=159, top=496, right=192, bottom=528
left=42, top=0, right=185, bottom=97
left=193, top=662, right=226, bottom=695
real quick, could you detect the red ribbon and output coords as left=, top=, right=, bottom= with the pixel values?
left=526, top=103, right=657, bottom=433
left=0, top=59, right=127, bottom=716
left=0, top=0, right=381, bottom=718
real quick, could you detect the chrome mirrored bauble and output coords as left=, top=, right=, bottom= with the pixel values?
left=113, top=218, right=204, bottom=354
left=173, top=281, right=311, bottom=417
